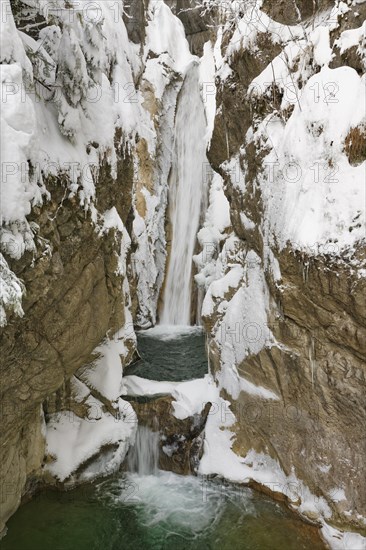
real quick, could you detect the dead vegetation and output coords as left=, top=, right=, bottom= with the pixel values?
left=344, top=124, right=366, bottom=166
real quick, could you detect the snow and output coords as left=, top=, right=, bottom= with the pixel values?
left=131, top=209, right=161, bottom=327
left=199, top=41, right=216, bottom=144
left=145, top=1, right=192, bottom=74
left=263, top=241, right=282, bottom=281
left=213, top=26, right=232, bottom=81
left=143, top=57, right=174, bottom=100
left=336, top=21, right=366, bottom=56
left=212, top=264, right=243, bottom=298
left=45, top=396, right=137, bottom=482
left=100, top=207, right=125, bottom=234
left=329, top=487, right=347, bottom=503
left=311, top=26, right=334, bottom=67
left=0, top=0, right=33, bottom=74
left=226, top=3, right=303, bottom=58
left=122, top=375, right=177, bottom=397
left=0, top=35, right=41, bottom=316
left=318, top=463, right=332, bottom=474
left=194, top=172, right=231, bottom=291
left=121, top=372, right=217, bottom=421
left=99, top=207, right=131, bottom=277
left=0, top=254, right=24, bottom=326
left=130, top=14, right=189, bottom=327
left=198, top=385, right=281, bottom=483
left=122, top=368, right=277, bottom=425
left=241, top=6, right=366, bottom=259
left=204, top=245, right=273, bottom=399
left=172, top=375, right=218, bottom=419
left=45, top=290, right=137, bottom=481
left=321, top=523, right=366, bottom=550
left=199, top=391, right=248, bottom=481
left=259, top=66, right=366, bottom=254
left=240, top=212, right=255, bottom=231
left=202, top=266, right=243, bottom=316
left=79, top=329, right=130, bottom=402
left=204, top=172, right=231, bottom=234
left=248, top=41, right=303, bottom=110
left=0, top=63, right=40, bottom=228
left=239, top=376, right=279, bottom=400
left=70, top=376, right=90, bottom=403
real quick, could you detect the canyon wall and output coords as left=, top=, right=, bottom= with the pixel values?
left=194, top=0, right=366, bottom=543
left=0, top=0, right=193, bottom=530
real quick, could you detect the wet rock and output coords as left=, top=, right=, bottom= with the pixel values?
left=261, top=0, right=334, bottom=25
left=127, top=396, right=212, bottom=475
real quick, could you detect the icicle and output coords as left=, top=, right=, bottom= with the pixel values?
left=302, top=260, right=310, bottom=283
left=206, top=332, right=211, bottom=375
left=309, top=336, right=317, bottom=388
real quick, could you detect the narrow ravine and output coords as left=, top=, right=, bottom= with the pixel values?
left=1, top=1, right=365, bottom=548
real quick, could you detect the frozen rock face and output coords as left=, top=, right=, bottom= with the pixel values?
left=0, top=168, right=135, bottom=529
left=196, top=0, right=366, bottom=539
left=0, top=0, right=192, bottom=531
left=165, top=0, right=213, bottom=55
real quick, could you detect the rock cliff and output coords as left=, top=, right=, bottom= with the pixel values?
left=195, top=0, right=366, bottom=544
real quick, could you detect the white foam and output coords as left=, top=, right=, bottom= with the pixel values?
left=139, top=324, right=204, bottom=341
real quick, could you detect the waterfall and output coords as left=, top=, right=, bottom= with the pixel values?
left=127, top=426, right=160, bottom=475
left=160, top=62, right=209, bottom=325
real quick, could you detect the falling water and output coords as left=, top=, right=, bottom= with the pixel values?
left=160, top=62, right=209, bottom=325
left=127, top=426, right=160, bottom=475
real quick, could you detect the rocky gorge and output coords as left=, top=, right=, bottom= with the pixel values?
left=0, top=0, right=365, bottom=548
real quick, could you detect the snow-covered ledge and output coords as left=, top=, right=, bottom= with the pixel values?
left=44, top=329, right=138, bottom=485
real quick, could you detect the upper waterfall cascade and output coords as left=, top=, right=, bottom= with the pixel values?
left=160, top=62, right=209, bottom=326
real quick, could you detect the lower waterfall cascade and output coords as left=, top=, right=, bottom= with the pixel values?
left=127, top=426, right=159, bottom=476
